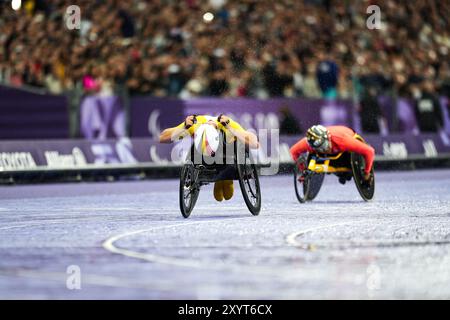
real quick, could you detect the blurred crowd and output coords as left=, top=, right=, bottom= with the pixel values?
left=0, top=0, right=449, bottom=102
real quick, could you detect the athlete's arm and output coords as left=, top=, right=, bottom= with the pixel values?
left=341, top=136, right=375, bottom=175
left=229, top=126, right=259, bottom=149
left=159, top=116, right=195, bottom=143
left=159, top=125, right=185, bottom=143
left=289, top=138, right=311, bottom=162
left=219, top=115, right=259, bottom=149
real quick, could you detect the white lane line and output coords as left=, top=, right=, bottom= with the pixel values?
left=103, top=218, right=250, bottom=269
left=296, top=238, right=450, bottom=249
left=102, top=217, right=329, bottom=281
left=286, top=220, right=450, bottom=250
left=285, top=220, right=371, bottom=249
left=284, top=220, right=450, bottom=250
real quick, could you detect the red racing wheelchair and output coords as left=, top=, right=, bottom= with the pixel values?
left=293, top=134, right=375, bottom=202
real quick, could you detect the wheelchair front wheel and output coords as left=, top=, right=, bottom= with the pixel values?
left=179, top=162, right=200, bottom=218
left=294, top=156, right=325, bottom=203
left=294, top=169, right=325, bottom=203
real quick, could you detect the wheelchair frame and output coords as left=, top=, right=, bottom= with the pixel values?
left=179, top=138, right=262, bottom=218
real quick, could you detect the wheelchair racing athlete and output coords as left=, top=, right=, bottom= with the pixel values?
left=159, top=114, right=259, bottom=202
left=290, top=125, right=375, bottom=184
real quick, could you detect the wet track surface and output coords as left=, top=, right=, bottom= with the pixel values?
left=0, top=170, right=449, bottom=299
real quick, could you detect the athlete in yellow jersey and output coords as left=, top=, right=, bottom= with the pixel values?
left=159, top=114, right=259, bottom=201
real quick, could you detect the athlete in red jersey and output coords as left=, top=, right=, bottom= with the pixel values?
left=290, top=125, right=375, bottom=181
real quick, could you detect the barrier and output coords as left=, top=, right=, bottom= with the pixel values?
left=1, top=132, right=449, bottom=183
left=1, top=86, right=449, bottom=182
left=131, top=97, right=354, bottom=138
left=0, top=85, right=69, bottom=139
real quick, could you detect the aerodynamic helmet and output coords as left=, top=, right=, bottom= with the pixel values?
left=306, top=125, right=330, bottom=153
left=194, top=124, right=220, bottom=157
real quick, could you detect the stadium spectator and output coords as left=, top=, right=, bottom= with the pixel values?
left=303, top=63, right=322, bottom=98
left=414, top=80, right=444, bottom=133
left=316, top=51, right=339, bottom=99
left=279, top=106, right=302, bottom=135
left=0, top=0, right=448, bottom=101
left=438, top=62, right=450, bottom=99
left=359, top=87, right=384, bottom=134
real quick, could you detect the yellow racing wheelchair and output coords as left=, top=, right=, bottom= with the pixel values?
left=180, top=134, right=261, bottom=218
left=293, top=135, right=375, bottom=202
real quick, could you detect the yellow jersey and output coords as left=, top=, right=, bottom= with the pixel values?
left=174, top=115, right=246, bottom=144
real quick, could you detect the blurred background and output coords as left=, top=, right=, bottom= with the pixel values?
left=0, top=0, right=449, bottom=178
left=2, top=1, right=450, bottom=301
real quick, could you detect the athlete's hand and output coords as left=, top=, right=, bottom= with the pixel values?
left=363, top=172, right=373, bottom=184
left=296, top=160, right=306, bottom=172
left=217, top=114, right=230, bottom=127
left=184, top=115, right=196, bottom=129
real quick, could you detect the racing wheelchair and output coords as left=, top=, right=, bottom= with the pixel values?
left=179, top=136, right=261, bottom=218
left=293, top=135, right=375, bottom=202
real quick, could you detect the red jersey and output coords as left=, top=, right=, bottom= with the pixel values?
left=290, top=126, right=375, bottom=174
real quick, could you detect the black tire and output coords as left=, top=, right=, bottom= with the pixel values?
left=351, top=152, right=375, bottom=201
left=294, top=156, right=325, bottom=203
left=294, top=158, right=308, bottom=203
left=294, top=168, right=325, bottom=203
left=179, top=163, right=200, bottom=218
left=305, top=173, right=325, bottom=201
left=236, top=151, right=261, bottom=216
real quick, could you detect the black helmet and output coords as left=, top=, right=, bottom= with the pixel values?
left=306, top=125, right=330, bottom=153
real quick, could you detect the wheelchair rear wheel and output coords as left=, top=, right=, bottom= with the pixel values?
left=351, top=153, right=375, bottom=201
left=236, top=151, right=261, bottom=215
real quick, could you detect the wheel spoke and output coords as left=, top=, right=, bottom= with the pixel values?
left=183, top=170, right=195, bottom=203
left=236, top=150, right=261, bottom=215
left=245, top=179, right=257, bottom=203
left=243, top=165, right=258, bottom=200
